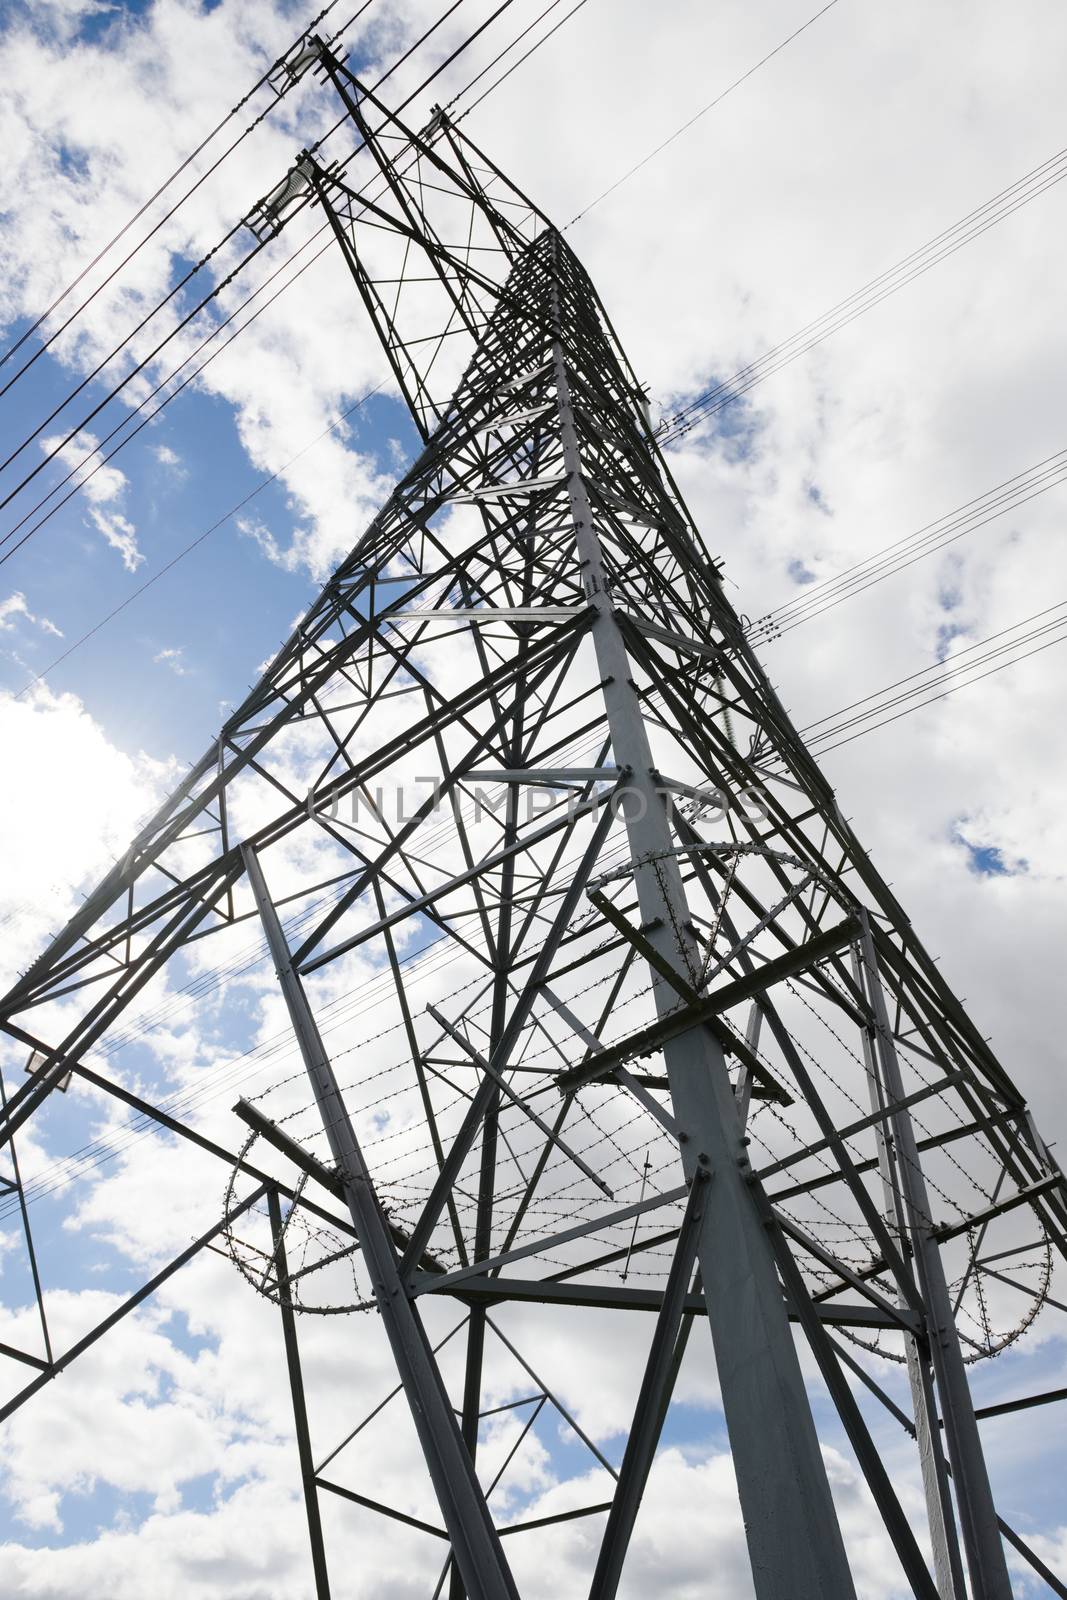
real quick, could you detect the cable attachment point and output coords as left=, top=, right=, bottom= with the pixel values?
left=268, top=32, right=327, bottom=98
left=418, top=103, right=450, bottom=145
left=244, top=150, right=321, bottom=242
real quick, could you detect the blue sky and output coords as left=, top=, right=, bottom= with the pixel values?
left=0, top=356, right=419, bottom=762
left=0, top=0, right=425, bottom=772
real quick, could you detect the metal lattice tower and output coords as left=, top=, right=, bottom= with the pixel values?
left=2, top=40, right=1065, bottom=1600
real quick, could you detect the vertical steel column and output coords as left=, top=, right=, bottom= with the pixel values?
left=548, top=240, right=858, bottom=1600
left=448, top=414, right=540, bottom=1600
left=589, top=1172, right=707, bottom=1600
left=850, top=942, right=965, bottom=1600
left=267, top=1187, right=331, bottom=1600
left=242, top=844, right=519, bottom=1600
left=856, top=910, right=1013, bottom=1600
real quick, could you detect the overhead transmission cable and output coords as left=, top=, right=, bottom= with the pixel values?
left=784, top=600, right=1067, bottom=755
left=437, top=0, right=572, bottom=111
left=565, top=0, right=840, bottom=228
left=0, top=0, right=588, bottom=574
left=15, top=381, right=387, bottom=695
left=0, top=223, right=341, bottom=569
left=11, top=6, right=1043, bottom=1235
left=13, top=55, right=1059, bottom=740
left=0, top=230, right=267, bottom=494
left=0, top=127, right=452, bottom=574
left=626, top=597, right=1067, bottom=767
left=0, top=0, right=492, bottom=502
left=0, top=0, right=359, bottom=386
left=452, top=0, right=591, bottom=119
left=9, top=11, right=1058, bottom=709
left=0, top=0, right=392, bottom=406
left=746, top=445, right=1067, bottom=645
left=0, top=0, right=526, bottom=555
left=657, top=141, right=1067, bottom=445
left=0, top=0, right=516, bottom=424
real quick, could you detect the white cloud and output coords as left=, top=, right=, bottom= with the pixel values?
left=35, top=423, right=142, bottom=567
left=0, top=593, right=31, bottom=630
left=235, top=513, right=283, bottom=566
left=89, top=506, right=143, bottom=570
left=0, top=591, right=62, bottom=637
left=153, top=645, right=189, bottom=676
left=39, top=430, right=127, bottom=507
left=497, top=1443, right=919, bottom=1600
left=0, top=681, right=177, bottom=990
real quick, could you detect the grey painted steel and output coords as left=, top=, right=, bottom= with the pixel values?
left=241, top=842, right=519, bottom=1600
left=548, top=250, right=859, bottom=1600
left=850, top=942, right=965, bottom=1600
left=752, top=1179, right=941, bottom=1600
left=856, top=911, right=1014, bottom=1600
left=829, top=1335, right=1067, bottom=1600
left=425, top=1003, right=613, bottom=1195
left=399, top=803, right=618, bottom=1277
left=268, top=1188, right=332, bottom=1600
left=588, top=1173, right=706, bottom=1600
left=422, top=1273, right=914, bottom=1328
left=418, top=1184, right=689, bottom=1291
left=484, top=1316, right=619, bottom=1483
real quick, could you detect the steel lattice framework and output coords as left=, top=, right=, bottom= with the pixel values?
left=2, top=37, right=1066, bottom=1600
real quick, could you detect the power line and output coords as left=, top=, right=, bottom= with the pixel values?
left=658, top=141, right=1067, bottom=444
left=790, top=601, right=1067, bottom=753
left=0, top=220, right=264, bottom=495
left=440, top=0, right=573, bottom=111
left=0, top=0, right=397, bottom=407
left=0, top=226, right=337, bottom=568
left=453, top=0, right=593, bottom=119
left=0, top=0, right=525, bottom=551
left=0, top=23, right=531, bottom=564
left=5, top=0, right=594, bottom=660
left=566, top=0, right=840, bottom=229
left=0, top=0, right=483, bottom=494
left=14, top=382, right=387, bottom=696
left=812, top=626, right=1067, bottom=753
left=804, top=599, right=1066, bottom=730
left=747, top=446, right=1067, bottom=644
left=22, top=3, right=1052, bottom=773
left=0, top=0, right=359, bottom=385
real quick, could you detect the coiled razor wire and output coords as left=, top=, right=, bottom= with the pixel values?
left=217, top=839, right=1055, bottom=1345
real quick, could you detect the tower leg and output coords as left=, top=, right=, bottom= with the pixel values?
left=549, top=266, right=858, bottom=1600
left=589, top=1175, right=706, bottom=1600
left=851, top=942, right=966, bottom=1600
left=268, top=1187, right=332, bottom=1600
left=243, top=844, right=518, bottom=1600
left=857, top=912, right=1014, bottom=1600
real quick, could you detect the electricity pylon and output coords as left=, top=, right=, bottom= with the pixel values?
left=2, top=38, right=1065, bottom=1600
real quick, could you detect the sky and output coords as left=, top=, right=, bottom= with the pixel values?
left=0, top=0, right=1066, bottom=1595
